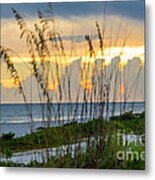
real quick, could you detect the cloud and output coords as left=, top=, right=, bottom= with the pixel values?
left=1, top=1, right=144, bottom=21
left=1, top=57, right=144, bottom=103
left=1, top=14, right=144, bottom=58
left=1, top=80, right=15, bottom=88
left=1, top=4, right=145, bottom=104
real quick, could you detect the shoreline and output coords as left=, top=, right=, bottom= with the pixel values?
left=0, top=111, right=145, bottom=153
left=0, top=111, right=145, bottom=169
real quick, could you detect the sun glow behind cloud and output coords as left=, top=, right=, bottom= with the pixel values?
left=7, top=46, right=144, bottom=63
left=1, top=14, right=144, bottom=56
left=1, top=45, right=144, bottom=90
left=1, top=79, right=20, bottom=89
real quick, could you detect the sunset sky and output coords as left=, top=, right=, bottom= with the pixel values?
left=0, top=1, right=145, bottom=103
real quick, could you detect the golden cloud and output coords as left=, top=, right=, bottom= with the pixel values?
left=1, top=79, right=16, bottom=89
left=1, top=15, right=144, bottom=58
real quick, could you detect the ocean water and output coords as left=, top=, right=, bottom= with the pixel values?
left=0, top=102, right=144, bottom=137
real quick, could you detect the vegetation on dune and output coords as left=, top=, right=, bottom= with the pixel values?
left=0, top=113, right=145, bottom=169
left=0, top=112, right=144, bottom=158
left=0, top=112, right=145, bottom=170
